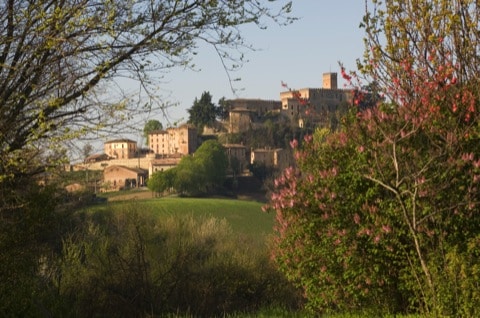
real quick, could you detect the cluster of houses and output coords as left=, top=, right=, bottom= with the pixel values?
left=76, top=72, right=363, bottom=191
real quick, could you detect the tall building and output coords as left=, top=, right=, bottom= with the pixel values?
left=322, top=72, right=338, bottom=89
left=148, top=124, right=198, bottom=156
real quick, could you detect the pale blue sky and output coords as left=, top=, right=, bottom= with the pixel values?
left=78, top=0, right=365, bottom=158
left=81, top=1, right=368, bottom=156
left=156, top=0, right=368, bottom=124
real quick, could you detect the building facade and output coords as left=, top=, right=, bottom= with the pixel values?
left=250, top=147, right=290, bottom=170
left=149, top=124, right=198, bottom=156
left=104, top=139, right=138, bottom=159
left=103, top=165, right=148, bottom=191
left=226, top=99, right=282, bottom=133
left=227, top=98, right=281, bottom=115
left=223, top=143, right=248, bottom=174
left=280, top=72, right=353, bottom=127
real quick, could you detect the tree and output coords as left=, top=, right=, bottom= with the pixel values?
left=188, top=91, right=217, bottom=131
left=82, top=143, right=94, bottom=161
left=152, top=140, right=227, bottom=196
left=217, top=97, right=231, bottom=121
left=147, top=168, right=176, bottom=195
left=267, top=1, right=480, bottom=316
left=194, top=139, right=228, bottom=192
left=0, top=0, right=294, bottom=184
left=174, top=155, right=205, bottom=196
left=0, top=1, right=294, bottom=315
left=143, top=120, right=163, bottom=146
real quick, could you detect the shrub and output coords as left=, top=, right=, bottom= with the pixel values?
left=56, top=204, right=301, bottom=317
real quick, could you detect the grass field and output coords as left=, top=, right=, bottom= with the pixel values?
left=90, top=195, right=275, bottom=239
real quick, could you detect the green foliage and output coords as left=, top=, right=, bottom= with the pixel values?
left=149, top=139, right=228, bottom=196
left=194, top=139, right=228, bottom=190
left=217, top=97, right=231, bottom=121
left=147, top=167, right=176, bottom=195
left=188, top=91, right=218, bottom=132
left=0, top=180, right=72, bottom=316
left=268, top=1, right=480, bottom=315
left=248, top=161, right=275, bottom=182
left=175, top=155, right=206, bottom=195
left=143, top=119, right=163, bottom=145
left=56, top=205, right=301, bottom=317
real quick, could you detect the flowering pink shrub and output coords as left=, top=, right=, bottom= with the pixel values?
left=267, top=2, right=480, bottom=313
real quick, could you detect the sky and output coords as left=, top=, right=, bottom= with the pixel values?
left=151, top=0, right=367, bottom=124
left=85, top=0, right=369, bottom=155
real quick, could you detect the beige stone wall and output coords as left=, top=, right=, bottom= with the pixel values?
left=280, top=88, right=353, bottom=122
left=251, top=148, right=291, bottom=170
left=229, top=110, right=251, bottom=133
left=104, top=139, right=138, bottom=159
left=149, top=130, right=169, bottom=156
left=322, top=72, right=338, bottom=89
left=251, top=149, right=275, bottom=167
left=149, top=157, right=182, bottom=175
left=227, top=98, right=281, bottom=115
left=77, top=157, right=152, bottom=171
left=103, top=166, right=147, bottom=190
left=149, top=124, right=197, bottom=156
left=224, top=144, right=247, bottom=173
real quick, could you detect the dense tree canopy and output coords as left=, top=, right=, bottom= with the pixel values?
left=148, top=139, right=227, bottom=196
left=216, top=97, right=231, bottom=121
left=267, top=0, right=480, bottom=316
left=188, top=91, right=218, bottom=131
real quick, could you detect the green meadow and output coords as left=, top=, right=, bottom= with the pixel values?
left=91, top=196, right=275, bottom=238
left=66, top=196, right=303, bottom=317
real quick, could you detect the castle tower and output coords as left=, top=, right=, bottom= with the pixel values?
left=322, top=72, right=337, bottom=89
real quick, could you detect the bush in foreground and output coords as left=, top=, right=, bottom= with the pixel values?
left=56, top=204, right=302, bottom=317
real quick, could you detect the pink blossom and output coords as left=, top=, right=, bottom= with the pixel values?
left=473, top=160, right=480, bottom=169
left=462, top=152, right=474, bottom=162
left=353, top=213, right=361, bottom=224
left=290, top=139, right=298, bottom=149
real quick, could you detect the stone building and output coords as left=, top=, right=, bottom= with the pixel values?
left=103, top=165, right=148, bottom=191
left=223, top=143, right=248, bottom=174
left=226, top=99, right=281, bottom=133
left=227, top=98, right=281, bottom=115
left=104, top=139, right=138, bottom=159
left=149, top=124, right=198, bottom=156
left=250, top=147, right=291, bottom=170
left=280, top=72, right=353, bottom=128
left=149, top=156, right=182, bottom=176
left=228, top=108, right=252, bottom=133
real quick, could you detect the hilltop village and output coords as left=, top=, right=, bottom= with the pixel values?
left=76, top=73, right=364, bottom=192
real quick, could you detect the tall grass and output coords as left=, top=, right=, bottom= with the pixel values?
left=54, top=202, right=302, bottom=317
